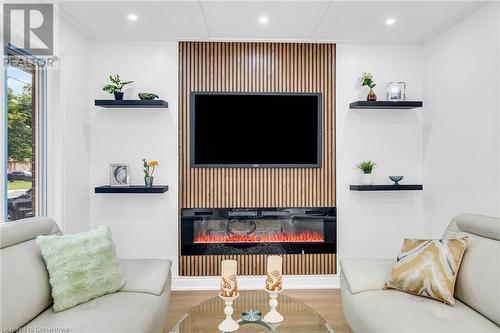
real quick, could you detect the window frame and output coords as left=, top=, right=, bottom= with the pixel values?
left=4, top=46, right=47, bottom=221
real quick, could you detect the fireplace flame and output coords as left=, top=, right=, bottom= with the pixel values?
left=193, top=231, right=324, bottom=244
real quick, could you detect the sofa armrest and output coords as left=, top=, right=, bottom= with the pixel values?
left=119, top=259, right=172, bottom=296
left=340, top=258, right=395, bottom=294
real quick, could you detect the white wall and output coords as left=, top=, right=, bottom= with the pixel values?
left=1, top=16, right=91, bottom=228
left=47, top=17, right=90, bottom=233
left=422, top=3, right=500, bottom=236
left=336, top=44, right=424, bottom=259
left=88, top=42, right=179, bottom=275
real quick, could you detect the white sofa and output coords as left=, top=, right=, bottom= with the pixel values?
left=0, top=217, right=172, bottom=333
left=341, top=213, right=500, bottom=332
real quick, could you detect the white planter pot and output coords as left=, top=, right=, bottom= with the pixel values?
left=361, top=173, right=373, bottom=185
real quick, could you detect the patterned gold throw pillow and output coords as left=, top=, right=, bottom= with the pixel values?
left=384, top=237, right=468, bottom=305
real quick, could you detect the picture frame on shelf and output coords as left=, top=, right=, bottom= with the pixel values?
left=387, top=82, right=406, bottom=101
left=110, top=164, right=130, bottom=187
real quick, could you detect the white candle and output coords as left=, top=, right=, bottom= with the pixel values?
left=266, top=256, right=283, bottom=291
left=220, top=260, right=238, bottom=297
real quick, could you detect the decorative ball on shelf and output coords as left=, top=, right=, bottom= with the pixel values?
left=138, top=93, right=159, bottom=100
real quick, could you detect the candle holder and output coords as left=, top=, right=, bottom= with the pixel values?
left=263, top=289, right=284, bottom=323
left=218, top=293, right=240, bottom=332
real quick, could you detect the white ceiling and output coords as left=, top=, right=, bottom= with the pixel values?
left=61, top=1, right=484, bottom=43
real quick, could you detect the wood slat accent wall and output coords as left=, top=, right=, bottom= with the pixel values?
left=179, top=42, right=336, bottom=208
left=179, top=254, right=336, bottom=276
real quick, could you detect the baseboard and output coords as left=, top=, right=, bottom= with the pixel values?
left=171, top=274, right=340, bottom=291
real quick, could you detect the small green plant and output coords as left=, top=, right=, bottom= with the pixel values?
left=357, top=160, right=376, bottom=174
left=360, top=72, right=376, bottom=89
left=102, top=74, right=133, bottom=94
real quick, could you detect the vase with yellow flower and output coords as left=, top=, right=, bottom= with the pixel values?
left=143, top=159, right=158, bottom=187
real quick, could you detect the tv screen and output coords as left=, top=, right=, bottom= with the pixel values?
left=191, top=92, right=322, bottom=167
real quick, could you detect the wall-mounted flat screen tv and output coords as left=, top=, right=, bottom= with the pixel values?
left=191, top=92, right=322, bottom=167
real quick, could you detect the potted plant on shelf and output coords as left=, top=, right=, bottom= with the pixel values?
left=102, top=74, right=133, bottom=100
left=360, top=72, right=377, bottom=101
left=357, top=160, right=376, bottom=185
left=143, top=159, right=158, bottom=187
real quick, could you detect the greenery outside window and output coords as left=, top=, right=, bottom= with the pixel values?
left=5, top=48, right=47, bottom=222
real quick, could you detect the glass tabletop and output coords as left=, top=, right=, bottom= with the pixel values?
left=169, top=290, right=334, bottom=333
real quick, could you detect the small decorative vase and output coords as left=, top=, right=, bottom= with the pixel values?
left=114, top=92, right=124, bottom=100
left=361, top=173, right=373, bottom=185
left=144, top=176, right=154, bottom=187
left=389, top=176, right=404, bottom=185
left=367, top=89, right=377, bottom=101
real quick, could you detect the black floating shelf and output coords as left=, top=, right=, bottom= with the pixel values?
left=349, top=101, right=423, bottom=109
left=350, top=185, right=423, bottom=191
left=95, top=100, right=168, bottom=108
left=95, top=185, right=169, bottom=193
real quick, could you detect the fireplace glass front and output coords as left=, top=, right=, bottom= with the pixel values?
left=181, top=208, right=336, bottom=255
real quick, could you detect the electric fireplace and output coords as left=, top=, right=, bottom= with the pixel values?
left=181, top=208, right=336, bottom=256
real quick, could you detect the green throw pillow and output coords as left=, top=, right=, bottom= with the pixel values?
left=37, top=225, right=126, bottom=312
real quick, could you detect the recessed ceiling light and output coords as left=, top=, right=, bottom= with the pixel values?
left=258, top=16, right=269, bottom=24
left=128, top=14, right=138, bottom=21
left=385, top=18, right=396, bottom=26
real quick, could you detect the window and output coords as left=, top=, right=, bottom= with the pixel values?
left=5, top=49, right=46, bottom=222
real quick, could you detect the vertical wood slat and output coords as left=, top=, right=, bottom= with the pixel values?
left=179, top=42, right=335, bottom=209
left=178, top=42, right=336, bottom=276
left=179, top=254, right=336, bottom=276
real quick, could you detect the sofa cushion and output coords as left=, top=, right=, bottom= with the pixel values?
left=1, top=218, right=62, bottom=249
left=340, top=259, right=395, bottom=294
left=384, top=237, right=468, bottom=305
left=443, top=213, right=500, bottom=326
left=37, top=226, right=126, bottom=312
left=120, top=258, right=172, bottom=296
left=0, top=218, right=60, bottom=330
left=341, top=272, right=500, bottom=333
left=445, top=213, right=500, bottom=241
left=23, top=289, right=170, bottom=333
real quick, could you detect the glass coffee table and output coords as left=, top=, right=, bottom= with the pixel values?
left=169, top=290, right=334, bottom=333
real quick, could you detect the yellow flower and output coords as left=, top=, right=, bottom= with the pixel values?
left=148, top=160, right=159, bottom=167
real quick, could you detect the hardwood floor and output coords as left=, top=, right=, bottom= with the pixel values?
left=166, top=289, right=351, bottom=333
